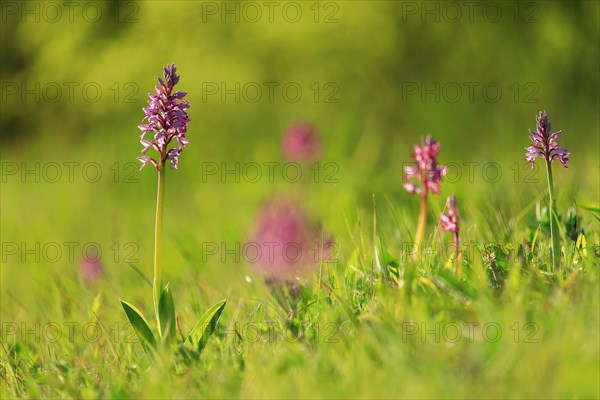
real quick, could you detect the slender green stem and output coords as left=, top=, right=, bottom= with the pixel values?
left=453, top=235, right=461, bottom=277
left=153, top=159, right=166, bottom=326
left=545, top=160, right=560, bottom=272
left=413, top=192, right=427, bottom=261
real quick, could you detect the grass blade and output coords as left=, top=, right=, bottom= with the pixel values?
left=580, top=203, right=600, bottom=213
left=127, top=263, right=152, bottom=287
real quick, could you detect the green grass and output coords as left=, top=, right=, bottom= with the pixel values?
left=1, top=139, right=598, bottom=399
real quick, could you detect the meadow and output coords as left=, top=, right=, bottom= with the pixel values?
left=1, top=1, right=599, bottom=399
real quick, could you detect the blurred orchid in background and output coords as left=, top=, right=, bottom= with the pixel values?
left=282, top=121, right=322, bottom=163
left=440, top=195, right=461, bottom=275
left=248, top=198, right=334, bottom=284
left=80, top=255, right=103, bottom=283
left=403, top=135, right=446, bottom=195
left=404, top=135, right=446, bottom=259
left=440, top=195, right=460, bottom=237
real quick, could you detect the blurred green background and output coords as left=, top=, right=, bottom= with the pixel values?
left=1, top=0, right=599, bottom=290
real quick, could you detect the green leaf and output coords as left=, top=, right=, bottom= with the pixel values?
left=185, top=299, right=227, bottom=354
left=120, top=300, right=157, bottom=353
left=158, top=283, right=176, bottom=342
left=580, top=203, right=600, bottom=213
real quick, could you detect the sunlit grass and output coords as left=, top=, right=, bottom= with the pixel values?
left=1, top=132, right=598, bottom=398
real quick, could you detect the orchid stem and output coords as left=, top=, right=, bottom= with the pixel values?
left=545, top=160, right=560, bottom=273
left=454, top=235, right=461, bottom=277
left=153, top=159, right=166, bottom=324
left=413, top=192, right=427, bottom=261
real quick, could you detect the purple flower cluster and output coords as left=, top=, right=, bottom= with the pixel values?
left=525, top=110, right=569, bottom=169
left=248, top=198, right=333, bottom=282
left=282, top=121, right=322, bottom=163
left=404, top=135, right=447, bottom=195
left=440, top=195, right=460, bottom=244
left=138, top=64, right=190, bottom=171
